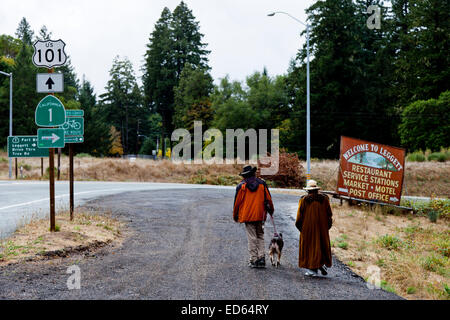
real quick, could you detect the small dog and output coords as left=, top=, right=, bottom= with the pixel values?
left=268, top=233, right=284, bottom=267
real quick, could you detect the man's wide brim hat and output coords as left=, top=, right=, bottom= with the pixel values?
left=303, top=179, right=321, bottom=191
left=239, top=165, right=257, bottom=176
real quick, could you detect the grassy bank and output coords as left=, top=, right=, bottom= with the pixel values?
left=0, top=209, right=124, bottom=266
left=330, top=203, right=449, bottom=300
left=0, top=152, right=449, bottom=197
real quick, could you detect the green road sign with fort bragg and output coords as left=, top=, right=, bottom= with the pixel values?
left=7, top=136, right=49, bottom=157
left=37, top=128, right=65, bottom=148
left=35, top=95, right=66, bottom=127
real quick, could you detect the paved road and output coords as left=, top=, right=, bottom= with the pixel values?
left=0, top=180, right=234, bottom=238
left=0, top=188, right=401, bottom=300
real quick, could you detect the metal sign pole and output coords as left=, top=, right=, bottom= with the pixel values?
left=9, top=73, right=12, bottom=179
left=57, top=147, right=61, bottom=180
left=69, top=144, right=74, bottom=221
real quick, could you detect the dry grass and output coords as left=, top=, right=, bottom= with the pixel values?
left=0, top=209, right=124, bottom=266
left=330, top=203, right=449, bottom=300
left=1, top=152, right=449, bottom=197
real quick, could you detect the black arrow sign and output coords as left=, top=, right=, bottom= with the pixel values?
left=45, top=77, right=55, bottom=90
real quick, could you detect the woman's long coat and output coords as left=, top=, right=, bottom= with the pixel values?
left=295, top=192, right=333, bottom=269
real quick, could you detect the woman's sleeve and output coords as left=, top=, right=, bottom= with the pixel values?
left=325, top=196, right=333, bottom=229
left=295, top=198, right=304, bottom=232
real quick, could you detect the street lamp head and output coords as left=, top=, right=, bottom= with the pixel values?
left=267, top=12, right=276, bottom=17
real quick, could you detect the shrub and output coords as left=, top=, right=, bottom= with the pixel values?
left=380, top=280, right=396, bottom=294
left=428, top=152, right=447, bottom=162
left=421, top=254, right=446, bottom=273
left=407, top=151, right=426, bottom=162
left=402, top=199, right=450, bottom=221
left=406, top=287, right=417, bottom=294
left=377, top=234, right=402, bottom=250
left=338, top=242, right=348, bottom=250
left=427, top=210, right=439, bottom=223
left=257, top=150, right=306, bottom=188
left=399, top=91, right=450, bottom=152
left=75, top=153, right=91, bottom=158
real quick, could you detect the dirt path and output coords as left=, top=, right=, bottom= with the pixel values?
left=0, top=188, right=402, bottom=299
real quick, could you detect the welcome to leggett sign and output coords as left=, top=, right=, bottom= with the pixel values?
left=337, top=136, right=406, bottom=205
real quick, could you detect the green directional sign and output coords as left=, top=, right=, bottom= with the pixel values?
left=7, top=136, right=49, bottom=158
left=65, top=136, right=84, bottom=143
left=35, top=95, right=66, bottom=127
left=66, top=109, right=84, bottom=117
left=37, top=128, right=65, bottom=148
left=60, top=117, right=83, bottom=136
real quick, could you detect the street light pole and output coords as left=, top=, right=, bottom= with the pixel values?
left=268, top=11, right=311, bottom=181
left=0, top=70, right=13, bottom=179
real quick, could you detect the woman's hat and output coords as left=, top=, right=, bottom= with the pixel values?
left=239, top=165, right=257, bottom=176
left=303, top=179, right=321, bottom=191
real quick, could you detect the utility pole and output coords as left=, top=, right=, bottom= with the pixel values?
left=0, top=71, right=13, bottom=179
left=268, top=11, right=312, bottom=181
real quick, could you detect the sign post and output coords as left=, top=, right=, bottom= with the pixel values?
left=33, top=38, right=67, bottom=232
left=337, top=136, right=406, bottom=206
left=62, top=109, right=84, bottom=221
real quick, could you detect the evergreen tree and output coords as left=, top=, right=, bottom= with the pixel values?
left=15, top=18, right=34, bottom=45
left=100, top=56, right=143, bottom=155
left=37, top=25, right=52, bottom=41
left=143, top=2, right=210, bottom=139
left=12, top=41, right=39, bottom=137
left=143, top=7, right=176, bottom=139
left=171, top=1, right=210, bottom=78
left=406, top=0, right=449, bottom=101
left=173, top=63, right=214, bottom=130
left=75, top=78, right=111, bottom=156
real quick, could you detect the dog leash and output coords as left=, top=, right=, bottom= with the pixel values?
left=269, top=213, right=279, bottom=237
left=263, top=184, right=279, bottom=237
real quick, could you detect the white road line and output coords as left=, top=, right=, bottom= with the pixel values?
left=0, top=188, right=127, bottom=211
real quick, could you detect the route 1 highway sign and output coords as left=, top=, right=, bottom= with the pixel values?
left=37, top=128, right=65, bottom=148
left=32, top=39, right=67, bottom=68
left=7, top=136, right=49, bottom=157
left=36, top=73, right=64, bottom=93
left=35, top=95, right=66, bottom=127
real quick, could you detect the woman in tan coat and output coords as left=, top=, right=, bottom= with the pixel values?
left=295, top=179, right=333, bottom=276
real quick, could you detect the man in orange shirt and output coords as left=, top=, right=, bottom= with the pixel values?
left=233, top=165, right=274, bottom=268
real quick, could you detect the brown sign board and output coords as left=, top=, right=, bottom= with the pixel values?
left=337, top=136, right=406, bottom=205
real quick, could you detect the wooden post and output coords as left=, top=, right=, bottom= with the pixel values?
left=69, top=144, right=74, bottom=221
left=49, top=67, right=56, bottom=232
left=41, top=157, right=43, bottom=177
left=15, top=158, right=17, bottom=179
left=57, top=148, right=61, bottom=180
left=49, top=147, right=56, bottom=231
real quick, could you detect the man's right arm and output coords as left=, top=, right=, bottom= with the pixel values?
left=233, top=184, right=243, bottom=222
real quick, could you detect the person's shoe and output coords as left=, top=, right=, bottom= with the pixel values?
left=255, top=257, right=266, bottom=268
left=305, top=269, right=318, bottom=276
left=319, top=266, right=328, bottom=276
left=248, top=261, right=257, bottom=268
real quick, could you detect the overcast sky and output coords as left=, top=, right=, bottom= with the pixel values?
left=0, top=0, right=316, bottom=95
